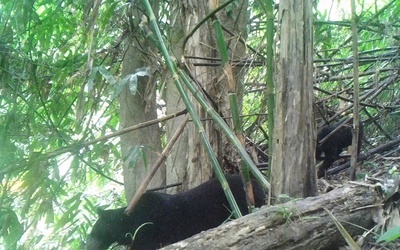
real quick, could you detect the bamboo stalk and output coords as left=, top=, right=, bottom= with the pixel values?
left=141, top=0, right=243, bottom=218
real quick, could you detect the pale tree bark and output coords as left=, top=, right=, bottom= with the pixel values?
left=271, top=0, right=317, bottom=199
left=165, top=0, right=211, bottom=192
left=120, top=4, right=165, bottom=201
left=165, top=0, right=248, bottom=192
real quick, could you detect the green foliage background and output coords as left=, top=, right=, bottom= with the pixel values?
left=0, top=0, right=126, bottom=248
left=0, top=0, right=400, bottom=249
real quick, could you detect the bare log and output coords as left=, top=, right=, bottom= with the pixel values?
left=163, top=183, right=382, bottom=250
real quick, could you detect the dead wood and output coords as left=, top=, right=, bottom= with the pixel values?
left=162, top=183, right=382, bottom=250
left=327, top=137, right=400, bottom=176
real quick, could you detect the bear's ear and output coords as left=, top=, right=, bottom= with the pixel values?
left=97, top=208, right=107, bottom=217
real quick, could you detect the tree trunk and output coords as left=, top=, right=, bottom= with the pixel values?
left=165, top=1, right=248, bottom=192
left=120, top=3, right=165, bottom=201
left=271, top=0, right=317, bottom=199
left=165, top=0, right=213, bottom=192
left=162, top=183, right=379, bottom=250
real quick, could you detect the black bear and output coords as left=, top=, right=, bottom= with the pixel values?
left=86, top=175, right=265, bottom=250
left=316, top=119, right=363, bottom=178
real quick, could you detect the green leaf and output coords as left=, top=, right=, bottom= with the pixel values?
left=377, top=226, right=400, bottom=243
left=98, top=65, right=116, bottom=85
left=0, top=208, right=24, bottom=249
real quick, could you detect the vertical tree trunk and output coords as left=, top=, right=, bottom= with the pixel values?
left=165, top=1, right=248, bottom=191
left=271, top=0, right=317, bottom=199
left=120, top=4, right=165, bottom=201
left=165, top=1, right=213, bottom=191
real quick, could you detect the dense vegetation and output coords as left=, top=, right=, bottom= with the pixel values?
left=1, top=0, right=399, bottom=249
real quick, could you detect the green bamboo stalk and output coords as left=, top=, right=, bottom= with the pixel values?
left=177, top=69, right=270, bottom=191
left=211, top=7, right=255, bottom=208
left=174, top=77, right=243, bottom=218
left=229, top=94, right=241, bottom=133
left=142, top=0, right=270, bottom=192
left=201, top=3, right=268, bottom=191
left=212, top=19, right=229, bottom=64
left=141, top=0, right=243, bottom=218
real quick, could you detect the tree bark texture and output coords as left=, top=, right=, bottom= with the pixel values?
left=163, top=183, right=379, bottom=250
left=271, top=0, right=317, bottom=198
left=165, top=1, right=248, bottom=192
left=120, top=5, right=165, bottom=201
left=165, top=0, right=213, bottom=192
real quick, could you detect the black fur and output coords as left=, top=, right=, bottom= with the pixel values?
left=86, top=175, right=265, bottom=250
left=316, top=120, right=363, bottom=178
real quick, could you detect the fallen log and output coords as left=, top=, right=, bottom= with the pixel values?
left=163, top=182, right=384, bottom=250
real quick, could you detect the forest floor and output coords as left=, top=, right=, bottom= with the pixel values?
left=320, top=151, right=400, bottom=250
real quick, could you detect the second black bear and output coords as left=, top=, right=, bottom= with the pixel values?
left=86, top=175, right=265, bottom=250
left=316, top=119, right=363, bottom=178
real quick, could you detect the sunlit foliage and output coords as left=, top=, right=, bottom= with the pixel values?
left=1, top=0, right=400, bottom=249
left=0, top=0, right=126, bottom=248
